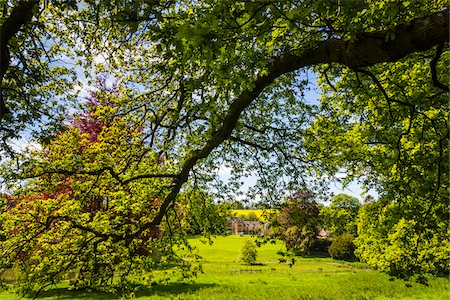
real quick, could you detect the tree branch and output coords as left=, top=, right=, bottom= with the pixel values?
left=430, top=43, right=449, bottom=92
left=23, top=167, right=178, bottom=185
left=132, top=9, right=449, bottom=238
left=229, top=135, right=273, bottom=151
left=0, top=0, right=39, bottom=119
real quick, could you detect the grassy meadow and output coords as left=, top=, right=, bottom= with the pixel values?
left=0, top=235, right=448, bottom=299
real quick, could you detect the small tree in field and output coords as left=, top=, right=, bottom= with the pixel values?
left=240, top=239, right=258, bottom=265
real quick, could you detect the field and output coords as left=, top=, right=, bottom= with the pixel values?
left=230, top=209, right=274, bottom=221
left=0, top=235, right=448, bottom=299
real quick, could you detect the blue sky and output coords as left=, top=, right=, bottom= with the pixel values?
left=214, top=71, right=378, bottom=205
left=217, top=164, right=377, bottom=205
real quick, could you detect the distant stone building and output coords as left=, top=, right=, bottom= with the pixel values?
left=226, top=217, right=269, bottom=236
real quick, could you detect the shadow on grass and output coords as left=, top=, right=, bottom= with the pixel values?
left=300, top=251, right=330, bottom=259
left=24, top=288, right=117, bottom=299
left=135, top=282, right=216, bottom=298
left=25, top=283, right=216, bottom=299
left=249, top=263, right=266, bottom=266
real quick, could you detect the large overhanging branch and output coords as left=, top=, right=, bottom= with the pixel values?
left=129, top=9, right=449, bottom=238
left=15, top=9, right=446, bottom=243
left=17, top=167, right=179, bottom=185
left=0, top=0, right=39, bottom=119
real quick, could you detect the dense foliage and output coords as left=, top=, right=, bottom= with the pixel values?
left=321, top=194, right=361, bottom=236
left=328, top=233, right=356, bottom=261
left=355, top=199, right=449, bottom=281
left=306, top=49, right=449, bottom=279
left=269, top=192, right=322, bottom=255
left=0, top=83, right=226, bottom=294
left=240, top=238, right=258, bottom=265
left=0, top=0, right=447, bottom=292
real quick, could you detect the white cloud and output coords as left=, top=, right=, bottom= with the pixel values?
left=217, top=165, right=232, bottom=177
left=93, top=53, right=107, bottom=65
left=10, top=139, right=42, bottom=153
left=321, top=172, right=348, bottom=180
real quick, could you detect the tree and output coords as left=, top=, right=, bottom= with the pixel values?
left=245, top=211, right=259, bottom=222
left=178, top=188, right=229, bottom=236
left=0, top=1, right=76, bottom=155
left=0, top=0, right=448, bottom=286
left=355, top=198, right=449, bottom=281
left=240, top=238, right=258, bottom=265
left=237, top=211, right=259, bottom=221
left=0, top=1, right=39, bottom=116
left=270, top=191, right=322, bottom=255
left=0, top=83, right=203, bottom=294
left=304, top=32, right=448, bottom=279
left=321, top=194, right=361, bottom=236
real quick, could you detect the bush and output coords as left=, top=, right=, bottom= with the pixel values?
left=311, top=238, right=332, bottom=253
left=240, top=239, right=258, bottom=264
left=328, top=233, right=356, bottom=260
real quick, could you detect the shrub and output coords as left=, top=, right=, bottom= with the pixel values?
left=240, top=239, right=258, bottom=264
left=328, top=233, right=356, bottom=260
left=312, top=238, right=332, bottom=253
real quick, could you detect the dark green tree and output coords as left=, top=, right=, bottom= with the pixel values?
left=270, top=191, right=322, bottom=255
left=179, top=189, right=229, bottom=236
left=328, top=233, right=356, bottom=261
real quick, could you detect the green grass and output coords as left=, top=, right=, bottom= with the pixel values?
left=1, top=235, right=448, bottom=299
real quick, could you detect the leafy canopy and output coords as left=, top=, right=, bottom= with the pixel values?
left=0, top=0, right=447, bottom=291
left=0, top=82, right=225, bottom=294
left=321, top=194, right=361, bottom=236
left=306, top=47, right=448, bottom=279
left=269, top=191, right=322, bottom=255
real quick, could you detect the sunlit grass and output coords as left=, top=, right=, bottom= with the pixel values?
left=1, top=235, right=448, bottom=299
